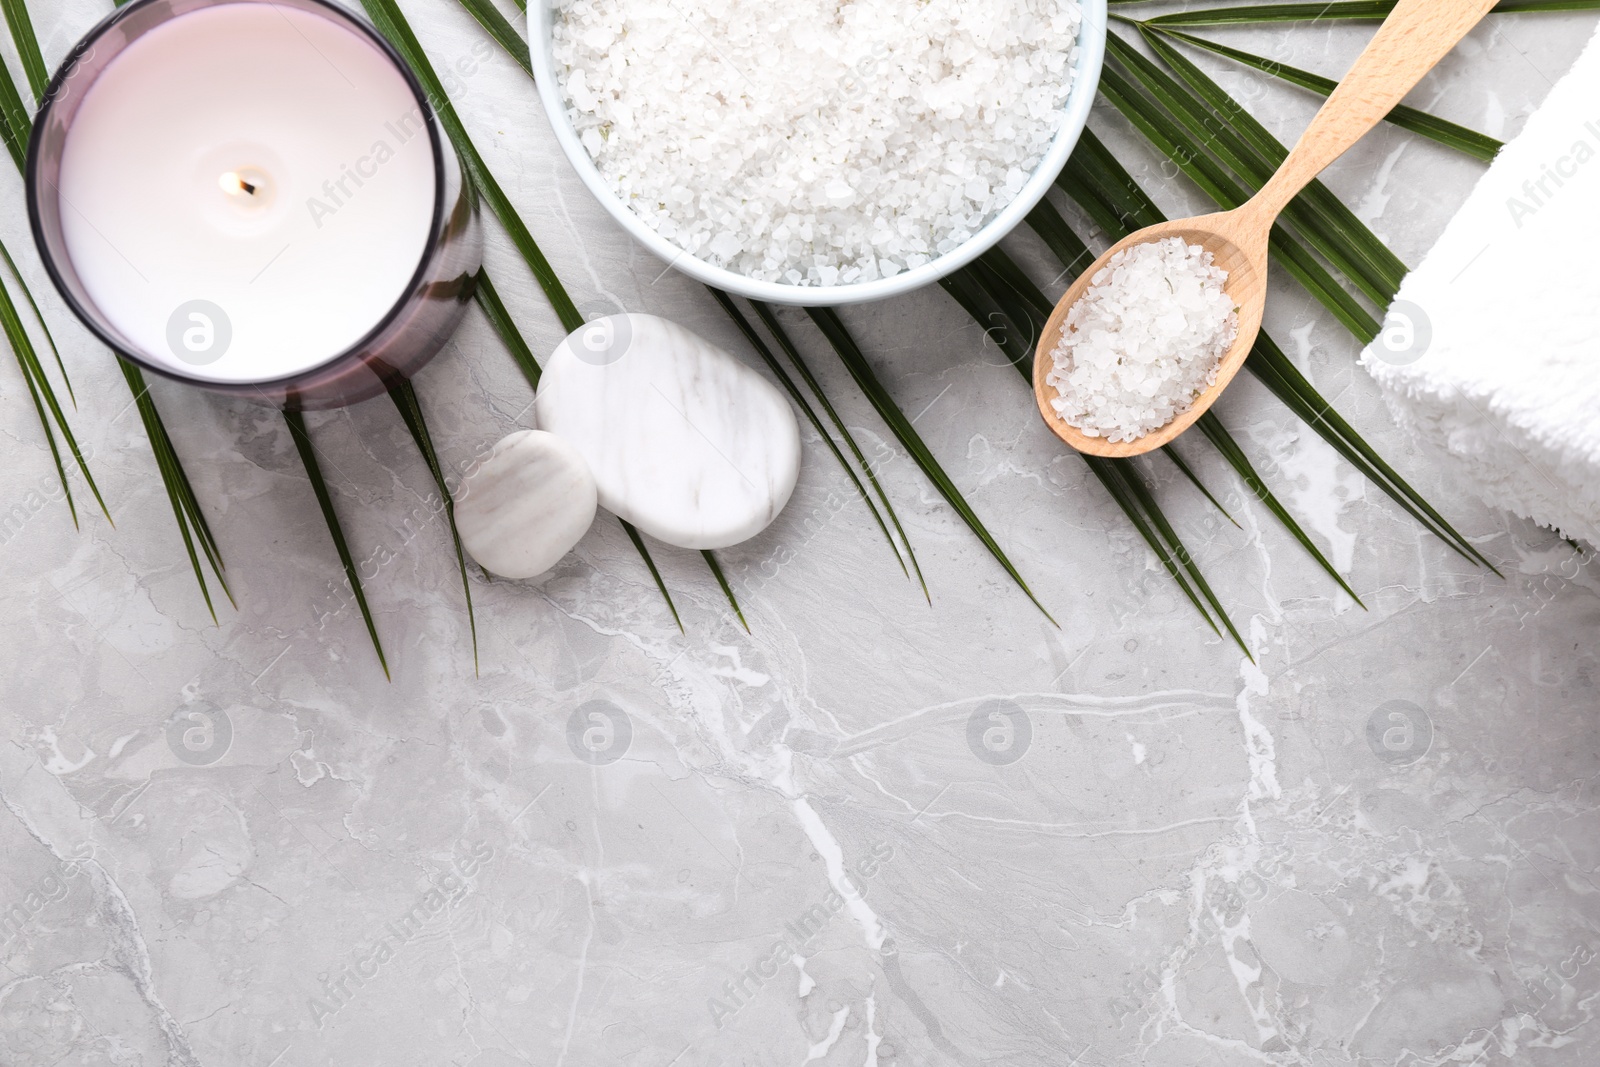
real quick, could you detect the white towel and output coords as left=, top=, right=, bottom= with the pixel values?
left=1361, top=25, right=1600, bottom=546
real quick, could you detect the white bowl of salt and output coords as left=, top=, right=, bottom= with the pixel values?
left=530, top=0, right=1106, bottom=306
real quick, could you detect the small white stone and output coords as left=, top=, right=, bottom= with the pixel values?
left=533, top=313, right=801, bottom=549
left=454, top=430, right=598, bottom=580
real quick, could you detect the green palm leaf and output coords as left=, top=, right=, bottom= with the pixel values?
left=387, top=379, right=479, bottom=674
left=939, top=267, right=1035, bottom=369
left=747, top=299, right=929, bottom=598
left=993, top=124, right=1432, bottom=601
left=1025, top=199, right=1095, bottom=281
left=948, top=258, right=1247, bottom=643
left=0, top=0, right=45, bottom=101
left=978, top=247, right=1056, bottom=319
left=8, top=333, right=77, bottom=527
left=359, top=0, right=583, bottom=332
left=365, top=0, right=726, bottom=628
left=958, top=238, right=1333, bottom=628
left=805, top=306, right=1056, bottom=624
left=8, top=0, right=242, bottom=615
left=0, top=22, right=101, bottom=523
left=708, top=289, right=914, bottom=585
left=0, top=31, right=27, bottom=170
left=0, top=262, right=106, bottom=525
left=1088, top=67, right=1383, bottom=336
left=1071, top=83, right=1492, bottom=568
left=1082, top=454, right=1231, bottom=648
left=284, top=409, right=390, bottom=679
left=119, top=361, right=233, bottom=622
left=1161, top=444, right=1240, bottom=527
left=0, top=237, right=72, bottom=404
left=1196, top=411, right=1364, bottom=605
left=1145, top=0, right=1600, bottom=26
left=1107, top=30, right=1406, bottom=302
left=621, top=519, right=683, bottom=632
left=701, top=549, right=749, bottom=632
left=1143, top=25, right=1502, bottom=161
left=470, top=269, right=686, bottom=629
left=1118, top=455, right=1251, bottom=655
left=455, top=0, right=531, bottom=77
left=473, top=269, right=543, bottom=391
left=1247, top=333, right=1499, bottom=572
left=1079, top=28, right=1496, bottom=566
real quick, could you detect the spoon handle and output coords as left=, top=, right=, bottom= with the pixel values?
left=1250, top=0, right=1499, bottom=219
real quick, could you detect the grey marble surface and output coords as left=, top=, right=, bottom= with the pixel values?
left=3, top=2, right=1600, bottom=1066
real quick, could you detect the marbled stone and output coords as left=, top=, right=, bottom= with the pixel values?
left=533, top=313, right=801, bottom=549
left=3, top=4, right=1600, bottom=1067
left=454, top=430, right=597, bottom=580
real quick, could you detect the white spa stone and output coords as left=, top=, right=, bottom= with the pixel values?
left=533, top=314, right=802, bottom=549
left=454, top=430, right=598, bottom=580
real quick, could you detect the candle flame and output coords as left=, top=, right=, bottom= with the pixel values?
left=219, top=171, right=258, bottom=197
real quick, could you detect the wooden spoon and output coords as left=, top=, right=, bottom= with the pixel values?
left=1033, top=0, right=1499, bottom=458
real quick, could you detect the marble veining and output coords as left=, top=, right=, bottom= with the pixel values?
left=2, top=2, right=1600, bottom=1066
left=534, top=313, right=802, bottom=550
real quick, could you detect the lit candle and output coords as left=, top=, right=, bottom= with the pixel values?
left=27, top=0, right=481, bottom=408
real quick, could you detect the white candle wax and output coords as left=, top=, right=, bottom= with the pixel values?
left=57, top=2, right=437, bottom=383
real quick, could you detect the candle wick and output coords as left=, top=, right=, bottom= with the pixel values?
left=220, top=170, right=262, bottom=198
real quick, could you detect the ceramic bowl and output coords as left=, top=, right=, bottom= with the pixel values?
left=529, top=1, right=1107, bottom=306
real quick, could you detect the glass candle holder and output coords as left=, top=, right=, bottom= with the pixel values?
left=27, top=0, right=482, bottom=410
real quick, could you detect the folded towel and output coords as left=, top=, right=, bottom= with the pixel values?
left=1361, top=24, right=1600, bottom=546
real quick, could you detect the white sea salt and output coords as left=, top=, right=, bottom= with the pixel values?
left=1046, top=237, right=1239, bottom=443
left=553, top=0, right=1081, bottom=285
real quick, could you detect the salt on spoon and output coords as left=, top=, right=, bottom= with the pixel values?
left=1032, top=0, right=1500, bottom=458
left=1045, top=237, right=1237, bottom=444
